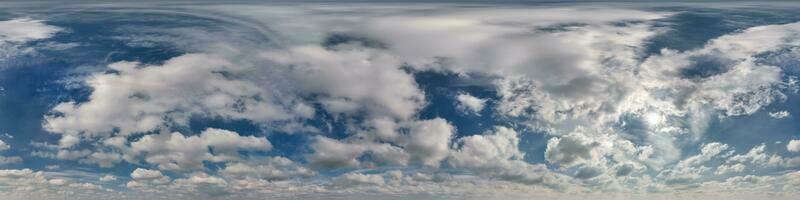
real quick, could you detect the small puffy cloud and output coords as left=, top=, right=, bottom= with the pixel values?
left=455, top=93, right=487, bottom=114
left=788, top=140, right=800, bottom=152
left=769, top=111, right=791, bottom=119
left=100, top=175, right=117, bottom=182
left=131, top=168, right=166, bottom=180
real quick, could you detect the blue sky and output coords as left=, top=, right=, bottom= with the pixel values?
left=1, top=1, right=800, bottom=200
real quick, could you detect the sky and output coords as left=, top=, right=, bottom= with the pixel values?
left=1, top=1, right=800, bottom=200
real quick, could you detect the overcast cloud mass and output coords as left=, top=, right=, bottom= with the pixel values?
left=2, top=1, right=800, bottom=200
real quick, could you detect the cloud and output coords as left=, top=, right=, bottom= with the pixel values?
left=12, top=3, right=800, bottom=199
left=455, top=93, right=487, bottom=115
left=450, top=126, right=554, bottom=185
left=770, top=111, right=791, bottom=119
left=546, top=134, right=598, bottom=167
left=0, top=139, right=21, bottom=165
left=220, top=156, right=316, bottom=180
left=0, top=18, right=61, bottom=42
left=0, top=18, right=62, bottom=65
left=788, top=140, right=800, bottom=153
left=263, top=45, right=424, bottom=121
left=0, top=168, right=107, bottom=198
left=44, top=53, right=312, bottom=142
left=404, top=118, right=454, bottom=167
left=127, top=168, right=171, bottom=191
left=99, top=175, right=116, bottom=182
left=0, top=139, right=9, bottom=151
left=331, top=172, right=385, bottom=188
left=129, top=128, right=271, bottom=171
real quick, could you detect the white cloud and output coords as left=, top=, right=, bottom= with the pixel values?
left=0, top=18, right=61, bottom=42
left=306, top=118, right=453, bottom=169
left=45, top=53, right=312, bottom=142
left=99, top=175, right=117, bottom=182
left=263, top=45, right=423, bottom=121
left=220, top=156, right=316, bottom=180
left=306, top=136, right=368, bottom=169
left=450, top=126, right=553, bottom=185
left=770, top=111, right=791, bottom=119
left=331, top=172, right=385, bottom=188
left=19, top=3, right=800, bottom=198
left=403, top=118, right=454, bottom=167
left=129, top=128, right=271, bottom=171
left=127, top=168, right=171, bottom=191
left=0, top=168, right=106, bottom=198
left=0, top=18, right=61, bottom=65
left=658, top=142, right=731, bottom=182
left=455, top=93, right=487, bottom=115
left=788, top=140, right=800, bottom=152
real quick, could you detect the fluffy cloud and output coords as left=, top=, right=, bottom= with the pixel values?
left=129, top=128, right=271, bottom=170
left=0, top=18, right=62, bottom=63
left=404, top=118, right=455, bottom=167
left=0, top=18, right=61, bottom=42
left=306, top=118, right=453, bottom=169
left=44, top=53, right=312, bottom=145
left=127, top=168, right=171, bottom=191
left=789, top=140, right=800, bottom=152
left=263, top=45, right=424, bottom=121
left=456, top=93, right=487, bottom=114
left=450, top=127, right=553, bottom=185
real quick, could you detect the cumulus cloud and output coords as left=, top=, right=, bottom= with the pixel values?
left=130, top=128, right=271, bottom=170
left=127, top=168, right=171, bottom=191
left=404, top=118, right=455, bottom=167
left=45, top=53, right=312, bottom=144
left=788, top=140, right=800, bottom=152
left=455, top=93, right=487, bottom=115
left=450, top=127, right=553, bottom=184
